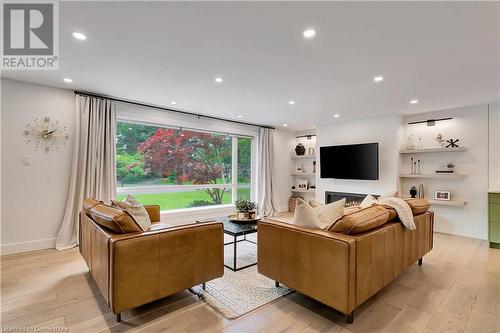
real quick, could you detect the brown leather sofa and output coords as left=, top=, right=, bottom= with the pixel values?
left=79, top=203, right=224, bottom=322
left=258, top=206, right=434, bottom=323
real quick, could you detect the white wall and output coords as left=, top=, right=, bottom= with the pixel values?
left=402, top=105, right=489, bottom=239
left=273, top=128, right=295, bottom=212
left=1, top=79, right=76, bottom=254
left=489, top=103, right=500, bottom=190
left=316, top=114, right=403, bottom=202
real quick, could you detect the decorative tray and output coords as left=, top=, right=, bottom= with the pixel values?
left=229, top=215, right=262, bottom=224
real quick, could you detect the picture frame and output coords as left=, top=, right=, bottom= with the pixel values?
left=434, top=190, right=451, bottom=201
left=296, top=179, right=309, bottom=190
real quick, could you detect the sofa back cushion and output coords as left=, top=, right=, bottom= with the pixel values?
left=82, top=198, right=142, bottom=233
left=329, top=205, right=390, bottom=235
left=404, top=199, right=431, bottom=215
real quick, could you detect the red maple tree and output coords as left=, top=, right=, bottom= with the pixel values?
left=138, top=129, right=231, bottom=204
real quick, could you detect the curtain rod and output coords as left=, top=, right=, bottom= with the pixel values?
left=74, top=90, right=275, bottom=130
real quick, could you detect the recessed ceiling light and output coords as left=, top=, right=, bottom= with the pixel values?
left=288, top=100, right=296, bottom=105
left=63, top=78, right=73, bottom=83
left=334, top=114, right=340, bottom=118
left=410, top=99, right=419, bottom=104
left=303, top=29, right=316, bottom=39
left=71, top=31, right=87, bottom=40
left=237, top=115, right=243, bottom=118
left=283, top=123, right=288, bottom=127
left=373, top=76, right=384, bottom=83
left=170, top=101, right=177, bottom=105
left=214, top=77, right=223, bottom=83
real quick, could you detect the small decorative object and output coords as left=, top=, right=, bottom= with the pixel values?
left=295, top=143, right=306, bottom=156
left=446, top=139, right=459, bottom=148
left=309, top=185, right=316, bottom=189
left=435, top=133, right=446, bottom=147
left=406, top=135, right=416, bottom=150
left=436, top=163, right=455, bottom=174
left=417, top=137, right=424, bottom=149
left=291, top=185, right=296, bottom=189
left=24, top=116, right=69, bottom=153
left=410, top=157, right=414, bottom=174
left=296, top=179, right=308, bottom=190
left=296, top=162, right=304, bottom=172
left=313, top=161, right=316, bottom=173
left=418, top=184, right=424, bottom=199
left=410, top=186, right=418, bottom=198
left=434, top=190, right=451, bottom=201
left=235, top=199, right=257, bottom=219
left=308, top=147, right=315, bottom=156
left=417, top=159, right=421, bottom=174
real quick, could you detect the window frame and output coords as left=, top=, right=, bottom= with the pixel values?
left=115, top=117, right=257, bottom=213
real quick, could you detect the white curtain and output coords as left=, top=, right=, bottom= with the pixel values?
left=56, top=95, right=117, bottom=250
left=258, top=128, right=280, bottom=217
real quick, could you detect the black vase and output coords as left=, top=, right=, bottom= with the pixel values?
left=295, top=143, right=305, bottom=156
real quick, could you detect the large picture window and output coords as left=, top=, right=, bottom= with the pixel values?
left=115, top=121, right=253, bottom=211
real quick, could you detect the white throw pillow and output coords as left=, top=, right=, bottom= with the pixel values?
left=112, top=194, right=152, bottom=231
left=308, top=199, right=323, bottom=208
left=293, top=198, right=320, bottom=228
left=360, top=194, right=378, bottom=209
left=313, top=198, right=346, bottom=230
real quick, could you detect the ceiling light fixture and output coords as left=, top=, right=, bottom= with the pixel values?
left=283, top=123, right=288, bottom=127
left=288, top=100, right=296, bottom=105
left=334, top=114, right=340, bottom=118
left=410, top=99, right=419, bottom=104
left=63, top=78, right=73, bottom=83
left=170, top=101, right=177, bottom=105
left=303, top=29, right=316, bottom=39
left=71, top=31, right=87, bottom=40
left=373, top=76, right=384, bottom=83
left=214, top=77, right=223, bottom=83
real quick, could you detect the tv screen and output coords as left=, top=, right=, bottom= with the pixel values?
left=320, top=143, right=379, bottom=180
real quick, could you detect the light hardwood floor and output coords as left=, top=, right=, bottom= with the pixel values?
left=1, top=232, right=499, bottom=333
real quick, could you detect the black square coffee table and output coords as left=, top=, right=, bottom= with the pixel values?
left=198, top=217, right=258, bottom=271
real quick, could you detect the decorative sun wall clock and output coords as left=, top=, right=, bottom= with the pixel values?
left=24, top=116, right=69, bottom=153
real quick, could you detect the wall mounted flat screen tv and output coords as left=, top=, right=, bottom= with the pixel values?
left=320, top=143, right=379, bottom=180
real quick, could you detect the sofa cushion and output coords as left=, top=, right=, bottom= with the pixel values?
left=329, top=205, right=390, bottom=235
left=380, top=204, right=398, bottom=221
left=312, top=198, right=346, bottom=230
left=112, top=194, right=151, bottom=231
left=404, top=198, right=431, bottom=215
left=359, top=194, right=378, bottom=209
left=293, top=198, right=321, bottom=228
left=82, top=198, right=142, bottom=233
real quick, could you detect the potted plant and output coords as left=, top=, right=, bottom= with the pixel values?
left=235, top=199, right=257, bottom=219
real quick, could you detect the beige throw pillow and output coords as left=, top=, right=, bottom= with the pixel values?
left=112, top=194, right=151, bottom=231
left=360, top=194, right=378, bottom=209
left=293, top=198, right=320, bottom=228
left=313, top=198, right=346, bottom=230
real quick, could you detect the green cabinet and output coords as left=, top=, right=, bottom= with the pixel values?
left=489, top=193, right=500, bottom=248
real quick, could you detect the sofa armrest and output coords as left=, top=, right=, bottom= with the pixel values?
left=258, top=219, right=356, bottom=315
left=108, top=221, right=223, bottom=314
left=144, top=205, right=161, bottom=223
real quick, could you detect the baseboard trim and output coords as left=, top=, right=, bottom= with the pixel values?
left=1, top=237, right=57, bottom=255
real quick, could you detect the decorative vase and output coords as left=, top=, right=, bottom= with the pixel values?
left=248, top=211, right=256, bottom=219
left=295, top=143, right=306, bottom=156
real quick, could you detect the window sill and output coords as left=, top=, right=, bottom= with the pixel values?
left=161, top=204, right=235, bottom=221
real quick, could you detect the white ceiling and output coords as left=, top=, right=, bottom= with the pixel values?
left=2, top=1, right=499, bottom=130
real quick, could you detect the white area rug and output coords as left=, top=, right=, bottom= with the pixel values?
left=192, top=235, right=292, bottom=319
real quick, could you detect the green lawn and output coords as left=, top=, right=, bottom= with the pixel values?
left=117, top=188, right=250, bottom=211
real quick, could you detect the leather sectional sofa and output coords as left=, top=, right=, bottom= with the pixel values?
left=257, top=200, right=433, bottom=323
left=79, top=199, right=224, bottom=322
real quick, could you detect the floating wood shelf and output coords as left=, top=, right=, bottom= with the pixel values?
left=400, top=173, right=467, bottom=179
left=292, top=172, right=316, bottom=176
left=428, top=199, right=466, bottom=207
left=291, top=155, right=316, bottom=159
left=399, top=147, right=467, bottom=154
left=291, top=189, right=316, bottom=193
